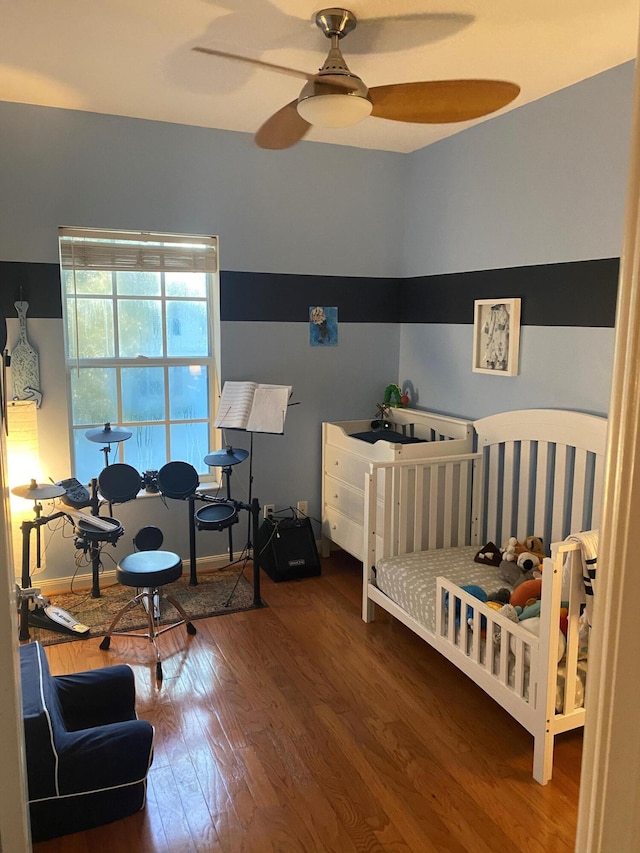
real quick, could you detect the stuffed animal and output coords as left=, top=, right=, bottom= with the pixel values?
left=497, top=554, right=539, bottom=588
left=474, top=541, right=502, bottom=567
left=487, top=588, right=511, bottom=604
left=510, top=578, right=543, bottom=609
left=523, top=535, right=545, bottom=559
left=501, top=536, right=524, bottom=562
left=501, top=535, right=545, bottom=562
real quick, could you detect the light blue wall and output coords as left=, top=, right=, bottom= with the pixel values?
left=0, top=102, right=405, bottom=276
left=0, top=101, right=403, bottom=578
left=0, top=61, right=633, bottom=579
left=397, top=62, right=635, bottom=419
left=401, top=62, right=634, bottom=276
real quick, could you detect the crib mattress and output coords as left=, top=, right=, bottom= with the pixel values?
left=375, top=546, right=509, bottom=633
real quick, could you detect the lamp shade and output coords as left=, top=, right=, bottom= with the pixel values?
left=7, top=400, right=43, bottom=576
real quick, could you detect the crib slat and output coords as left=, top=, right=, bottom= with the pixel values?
left=550, top=444, right=568, bottom=543
left=501, top=440, right=516, bottom=539
left=458, top=461, right=469, bottom=546
left=592, top=453, right=605, bottom=529
left=443, top=463, right=454, bottom=547
left=485, top=444, right=500, bottom=542
left=428, top=466, right=439, bottom=547
left=533, top=442, right=549, bottom=539
left=571, top=449, right=587, bottom=534
left=517, top=440, right=532, bottom=538
left=413, top=466, right=424, bottom=552
left=398, top=466, right=410, bottom=555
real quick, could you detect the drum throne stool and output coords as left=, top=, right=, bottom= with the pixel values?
left=99, top=525, right=196, bottom=680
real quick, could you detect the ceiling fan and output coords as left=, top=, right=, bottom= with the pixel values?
left=193, top=7, right=520, bottom=150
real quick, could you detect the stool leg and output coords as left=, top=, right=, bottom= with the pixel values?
left=99, top=591, right=147, bottom=650
left=164, top=594, right=197, bottom=636
left=145, top=588, right=163, bottom=682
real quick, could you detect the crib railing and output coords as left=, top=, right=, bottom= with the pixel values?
left=435, top=579, right=541, bottom=708
left=364, top=452, right=481, bottom=568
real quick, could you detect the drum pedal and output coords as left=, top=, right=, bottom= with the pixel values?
left=29, top=604, right=90, bottom=637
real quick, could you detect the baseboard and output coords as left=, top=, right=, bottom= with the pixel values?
left=28, top=552, right=238, bottom=596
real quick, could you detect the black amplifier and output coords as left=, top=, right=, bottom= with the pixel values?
left=257, top=516, right=321, bottom=582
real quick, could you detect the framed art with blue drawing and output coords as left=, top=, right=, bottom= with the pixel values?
left=472, top=297, right=521, bottom=376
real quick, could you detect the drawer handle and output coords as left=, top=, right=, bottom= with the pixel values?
left=334, top=460, right=339, bottom=465
left=334, top=493, right=339, bottom=499
left=332, top=524, right=337, bottom=530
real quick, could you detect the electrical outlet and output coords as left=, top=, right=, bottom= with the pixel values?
left=296, top=500, right=308, bottom=517
left=263, top=503, right=275, bottom=520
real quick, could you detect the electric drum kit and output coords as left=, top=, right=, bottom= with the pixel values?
left=11, top=422, right=254, bottom=640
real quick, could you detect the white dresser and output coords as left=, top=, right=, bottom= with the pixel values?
left=321, top=408, right=474, bottom=561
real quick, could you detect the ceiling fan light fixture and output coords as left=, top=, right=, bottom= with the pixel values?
left=297, top=92, right=372, bottom=127
left=297, top=76, right=372, bottom=128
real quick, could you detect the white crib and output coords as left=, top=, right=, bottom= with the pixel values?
left=362, top=408, right=607, bottom=784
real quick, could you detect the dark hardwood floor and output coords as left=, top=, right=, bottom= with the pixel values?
left=33, top=550, right=582, bottom=852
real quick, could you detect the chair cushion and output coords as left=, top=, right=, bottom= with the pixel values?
left=117, top=550, right=182, bottom=587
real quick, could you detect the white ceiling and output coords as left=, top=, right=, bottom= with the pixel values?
left=1, top=0, right=638, bottom=153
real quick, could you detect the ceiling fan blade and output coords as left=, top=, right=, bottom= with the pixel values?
left=255, top=101, right=311, bottom=150
left=369, top=80, right=520, bottom=124
left=193, top=46, right=315, bottom=83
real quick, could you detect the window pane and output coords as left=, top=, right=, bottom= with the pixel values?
left=122, top=367, right=165, bottom=422
left=63, top=269, right=112, bottom=295
left=70, top=367, right=117, bottom=425
left=167, top=301, right=208, bottom=357
left=73, top=430, right=105, bottom=484
left=117, top=299, right=162, bottom=357
left=116, top=271, right=161, bottom=296
left=124, top=425, right=167, bottom=474
left=170, top=422, right=210, bottom=473
left=166, top=272, right=207, bottom=298
left=68, top=298, right=115, bottom=359
left=169, top=365, right=208, bottom=420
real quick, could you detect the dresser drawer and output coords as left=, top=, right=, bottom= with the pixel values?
left=324, top=444, right=370, bottom=491
left=324, top=475, right=364, bottom=523
left=323, top=507, right=365, bottom=561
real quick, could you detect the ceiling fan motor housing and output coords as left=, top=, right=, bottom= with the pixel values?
left=297, top=26, right=372, bottom=127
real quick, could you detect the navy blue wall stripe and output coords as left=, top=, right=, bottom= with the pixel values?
left=220, top=271, right=401, bottom=322
left=0, top=258, right=619, bottom=327
left=401, top=258, right=619, bottom=327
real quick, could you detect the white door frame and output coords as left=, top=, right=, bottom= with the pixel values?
left=0, top=443, right=32, bottom=851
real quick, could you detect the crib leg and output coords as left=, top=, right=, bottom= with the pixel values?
left=532, top=728, right=554, bottom=785
left=362, top=596, right=375, bottom=623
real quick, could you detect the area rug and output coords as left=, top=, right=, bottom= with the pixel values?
left=27, top=566, right=264, bottom=646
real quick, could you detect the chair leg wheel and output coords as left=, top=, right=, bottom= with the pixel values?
left=99, top=636, right=111, bottom=650
left=156, top=662, right=163, bottom=681
left=187, top=622, right=197, bottom=635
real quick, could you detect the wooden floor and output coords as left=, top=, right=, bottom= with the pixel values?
left=33, top=551, right=582, bottom=853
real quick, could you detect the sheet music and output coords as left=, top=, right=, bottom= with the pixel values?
left=214, top=381, right=258, bottom=429
left=246, top=385, right=290, bottom=434
left=214, top=381, right=292, bottom=433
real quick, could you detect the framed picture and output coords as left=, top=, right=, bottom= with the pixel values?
left=472, top=298, right=521, bottom=376
left=309, top=306, right=338, bottom=346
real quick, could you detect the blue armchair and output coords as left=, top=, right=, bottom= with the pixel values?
left=20, top=641, right=154, bottom=842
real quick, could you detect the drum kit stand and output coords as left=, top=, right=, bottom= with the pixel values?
left=13, top=422, right=263, bottom=640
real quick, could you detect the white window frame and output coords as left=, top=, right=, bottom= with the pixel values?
left=59, top=227, right=221, bottom=485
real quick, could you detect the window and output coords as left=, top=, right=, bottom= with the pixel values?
left=59, top=228, right=220, bottom=485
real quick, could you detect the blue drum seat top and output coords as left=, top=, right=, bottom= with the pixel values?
left=117, top=550, right=182, bottom=588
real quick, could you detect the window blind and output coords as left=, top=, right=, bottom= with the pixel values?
left=59, top=228, right=217, bottom=273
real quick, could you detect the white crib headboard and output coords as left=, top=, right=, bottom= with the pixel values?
left=474, top=409, right=608, bottom=548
